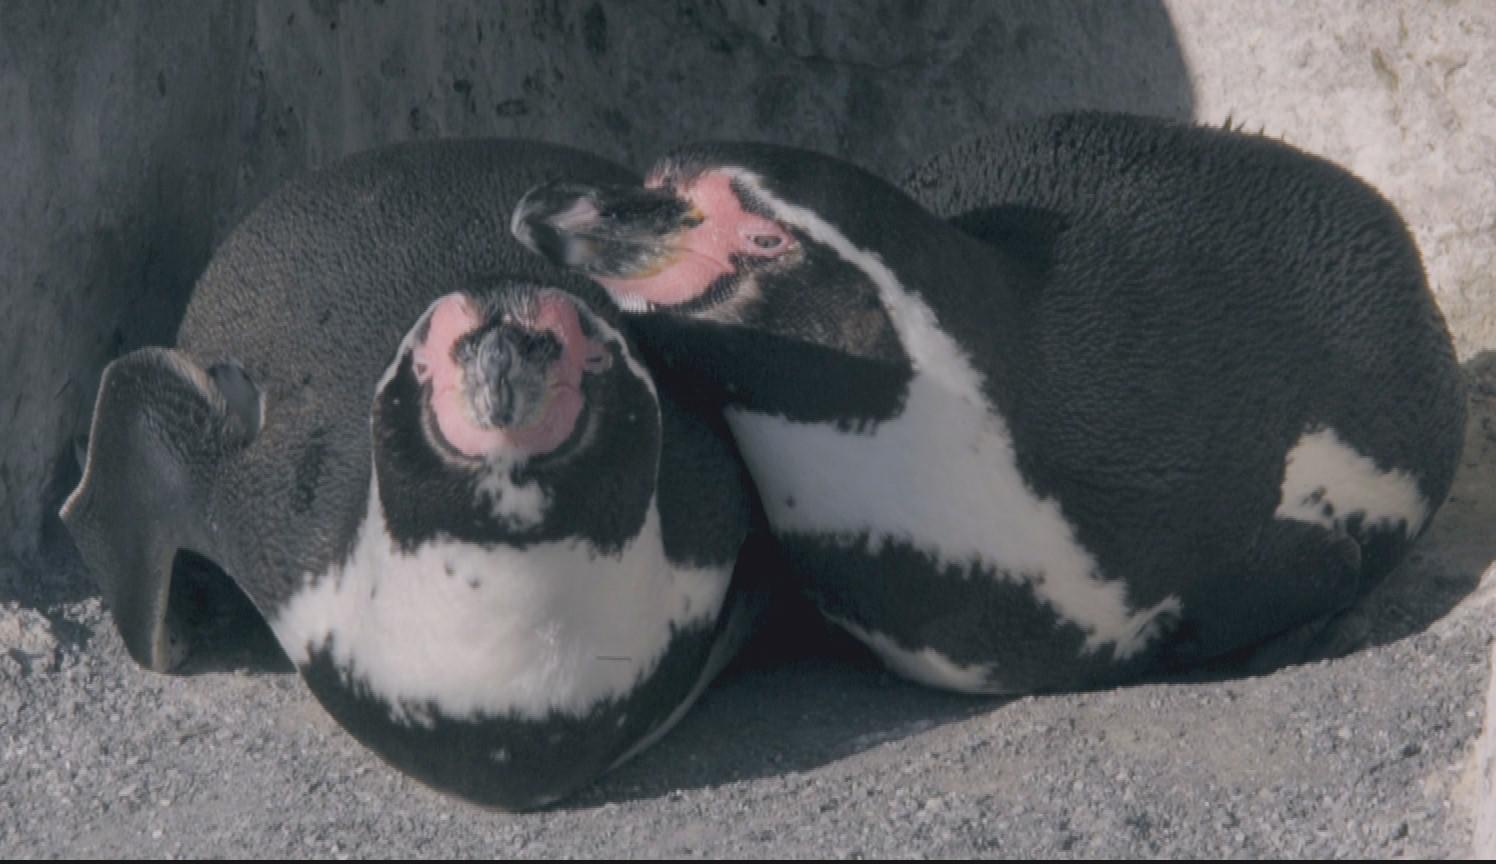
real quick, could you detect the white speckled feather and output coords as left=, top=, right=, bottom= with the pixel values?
left=1275, top=426, right=1428, bottom=536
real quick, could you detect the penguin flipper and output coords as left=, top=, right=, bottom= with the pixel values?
left=605, top=529, right=775, bottom=774
left=60, top=347, right=259, bottom=672
left=699, top=526, right=779, bottom=683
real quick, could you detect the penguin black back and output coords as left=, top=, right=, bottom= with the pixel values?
left=904, top=112, right=1466, bottom=592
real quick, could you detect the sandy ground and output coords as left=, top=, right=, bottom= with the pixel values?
left=2, top=356, right=1493, bottom=858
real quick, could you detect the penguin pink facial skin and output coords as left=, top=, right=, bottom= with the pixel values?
left=412, top=290, right=611, bottom=459
left=588, top=172, right=797, bottom=310
left=512, top=170, right=802, bottom=322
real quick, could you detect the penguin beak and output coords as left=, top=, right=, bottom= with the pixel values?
left=412, top=291, right=610, bottom=460
left=455, top=321, right=563, bottom=432
left=512, top=181, right=701, bottom=280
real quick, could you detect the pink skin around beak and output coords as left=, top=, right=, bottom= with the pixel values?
left=596, top=171, right=796, bottom=308
left=411, top=293, right=612, bottom=459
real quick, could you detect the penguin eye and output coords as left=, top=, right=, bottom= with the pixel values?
left=750, top=234, right=782, bottom=250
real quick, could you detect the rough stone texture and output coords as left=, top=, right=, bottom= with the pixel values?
left=1, top=3, right=254, bottom=570
left=1476, top=640, right=1496, bottom=857
left=0, top=603, right=58, bottom=680
left=3, top=0, right=1495, bottom=856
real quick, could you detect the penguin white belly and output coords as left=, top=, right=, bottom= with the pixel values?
left=271, top=476, right=732, bottom=725
left=725, top=367, right=1182, bottom=678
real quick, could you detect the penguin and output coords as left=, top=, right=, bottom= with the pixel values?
left=59, top=140, right=759, bottom=810
left=511, top=113, right=1467, bottom=694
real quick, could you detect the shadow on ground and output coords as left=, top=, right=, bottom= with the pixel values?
left=573, top=593, right=1008, bottom=808
left=1, top=543, right=294, bottom=675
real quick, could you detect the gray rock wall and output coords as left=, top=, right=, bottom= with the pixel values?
left=3, top=1, right=1492, bottom=576
left=2, top=2, right=254, bottom=576
left=2, top=0, right=1192, bottom=572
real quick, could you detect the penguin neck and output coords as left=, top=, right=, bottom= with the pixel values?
left=632, top=314, right=914, bottom=429
left=265, top=470, right=735, bottom=811
left=267, top=470, right=731, bottom=725
left=752, top=180, right=1035, bottom=427
left=722, top=221, right=1019, bottom=479
left=866, top=229, right=1028, bottom=411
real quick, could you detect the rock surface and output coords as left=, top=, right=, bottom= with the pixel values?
left=0, top=604, right=58, bottom=680
left=2, top=0, right=1494, bottom=856
left=1476, top=640, right=1496, bottom=857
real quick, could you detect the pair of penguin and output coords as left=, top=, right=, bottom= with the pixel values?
left=63, top=113, right=1466, bottom=810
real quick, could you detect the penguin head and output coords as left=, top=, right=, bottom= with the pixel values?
left=512, top=144, right=911, bottom=367
left=402, top=286, right=611, bottom=460
left=373, top=280, right=660, bottom=554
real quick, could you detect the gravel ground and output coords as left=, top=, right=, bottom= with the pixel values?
left=3, top=359, right=1493, bottom=859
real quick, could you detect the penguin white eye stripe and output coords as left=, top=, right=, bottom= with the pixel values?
left=714, top=167, right=984, bottom=395
left=377, top=300, right=440, bottom=393
left=551, top=197, right=601, bottom=231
